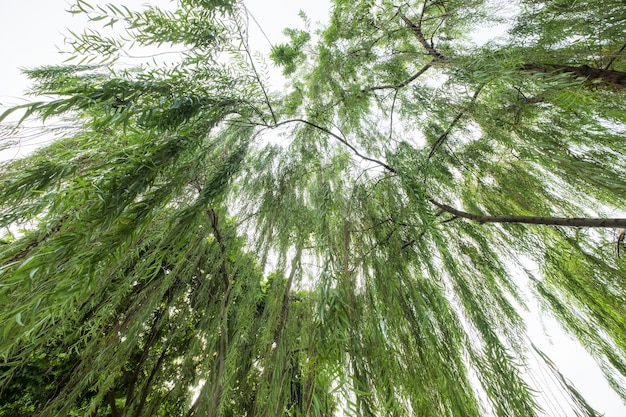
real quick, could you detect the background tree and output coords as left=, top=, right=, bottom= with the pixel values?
left=1, top=0, right=625, bottom=416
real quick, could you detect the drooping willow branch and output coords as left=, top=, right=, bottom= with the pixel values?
left=430, top=200, right=626, bottom=228
left=428, top=84, right=484, bottom=159
left=207, top=208, right=231, bottom=417
left=256, top=119, right=626, bottom=230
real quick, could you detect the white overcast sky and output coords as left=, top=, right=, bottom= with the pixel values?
left=0, top=1, right=624, bottom=416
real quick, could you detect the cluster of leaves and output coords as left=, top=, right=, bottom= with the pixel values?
left=1, top=0, right=626, bottom=416
left=271, top=27, right=311, bottom=75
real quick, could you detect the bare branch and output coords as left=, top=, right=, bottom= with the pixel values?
left=259, top=118, right=398, bottom=174
left=429, top=200, right=626, bottom=228
left=389, top=89, right=399, bottom=139
left=235, top=9, right=277, bottom=124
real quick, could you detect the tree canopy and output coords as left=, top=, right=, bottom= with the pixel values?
left=1, top=0, right=626, bottom=416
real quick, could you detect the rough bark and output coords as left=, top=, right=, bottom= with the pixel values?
left=522, top=63, right=626, bottom=89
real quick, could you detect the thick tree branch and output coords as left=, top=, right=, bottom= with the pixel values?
left=256, top=120, right=626, bottom=232
left=522, top=63, right=626, bottom=89
left=429, top=200, right=626, bottom=228
left=7, top=216, right=67, bottom=263
left=108, top=391, right=120, bottom=417
left=399, top=12, right=445, bottom=60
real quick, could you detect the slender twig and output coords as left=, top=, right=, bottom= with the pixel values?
left=604, top=41, right=626, bottom=70
left=241, top=4, right=274, bottom=48
left=258, top=118, right=398, bottom=174
left=428, top=84, right=484, bottom=159
left=370, top=61, right=434, bottom=91
left=121, top=49, right=190, bottom=59
left=389, top=89, right=399, bottom=139
left=235, top=11, right=276, bottom=124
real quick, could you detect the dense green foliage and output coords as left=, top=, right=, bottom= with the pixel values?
left=1, top=0, right=626, bottom=415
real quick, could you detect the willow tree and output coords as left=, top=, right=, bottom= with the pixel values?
left=1, top=0, right=625, bottom=416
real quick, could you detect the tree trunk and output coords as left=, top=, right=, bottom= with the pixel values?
left=430, top=200, right=626, bottom=228
left=522, top=63, right=626, bottom=89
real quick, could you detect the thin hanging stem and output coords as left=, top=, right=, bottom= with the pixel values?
left=236, top=8, right=277, bottom=124
left=258, top=118, right=398, bottom=174
left=428, top=84, right=484, bottom=159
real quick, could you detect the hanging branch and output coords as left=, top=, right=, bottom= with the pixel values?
left=235, top=8, right=277, bottom=124
left=429, top=200, right=626, bottom=228
left=258, top=119, right=398, bottom=174
left=428, top=84, right=484, bottom=159
left=123, top=308, right=166, bottom=410
left=132, top=339, right=170, bottom=417
left=209, top=209, right=230, bottom=289
left=207, top=208, right=231, bottom=417
left=276, top=246, right=302, bottom=340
